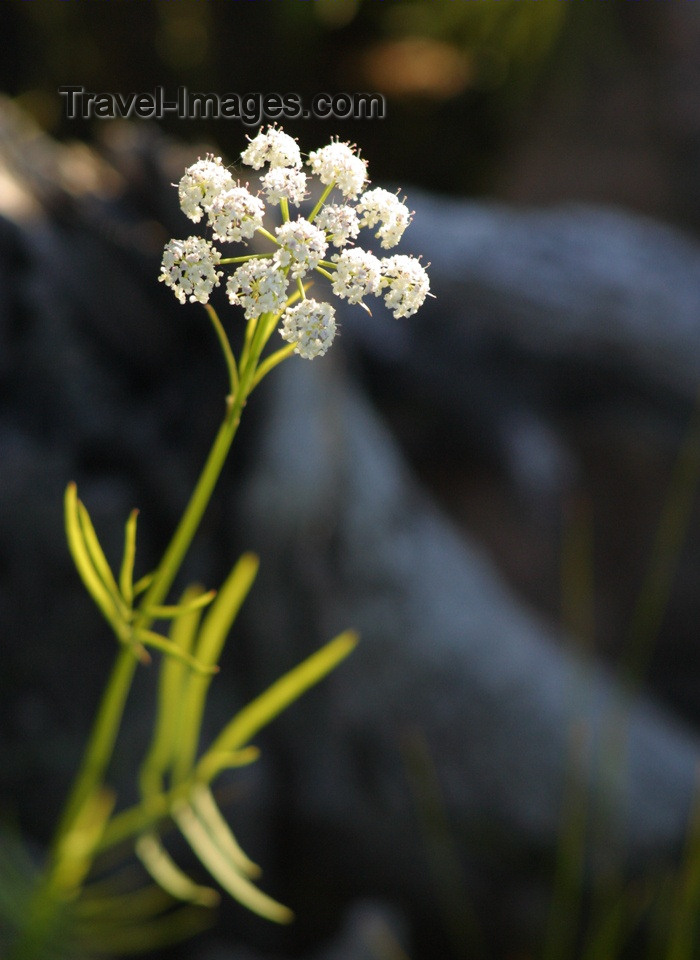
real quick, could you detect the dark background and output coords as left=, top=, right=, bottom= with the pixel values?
left=3, top=0, right=700, bottom=228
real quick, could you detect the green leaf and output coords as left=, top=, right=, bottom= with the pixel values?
left=64, top=483, right=121, bottom=633
left=172, top=801, right=293, bottom=924
left=190, top=783, right=261, bottom=879
left=52, top=787, right=116, bottom=899
left=172, top=554, right=259, bottom=785
left=133, top=571, right=155, bottom=596
left=75, top=902, right=213, bottom=955
left=141, top=590, right=217, bottom=621
left=139, top=585, right=209, bottom=798
left=197, top=630, right=358, bottom=783
left=119, top=508, right=139, bottom=608
left=133, top=629, right=219, bottom=676
left=195, top=553, right=259, bottom=668
left=75, top=498, right=123, bottom=613
left=135, top=831, right=219, bottom=908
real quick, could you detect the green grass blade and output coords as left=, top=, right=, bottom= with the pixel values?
left=197, top=630, right=358, bottom=783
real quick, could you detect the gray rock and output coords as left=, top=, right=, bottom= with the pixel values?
left=233, top=356, right=700, bottom=947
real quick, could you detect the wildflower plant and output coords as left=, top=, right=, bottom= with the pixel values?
left=3, top=127, right=429, bottom=959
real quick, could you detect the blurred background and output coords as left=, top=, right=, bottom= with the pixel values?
left=4, top=3, right=700, bottom=960
left=3, top=0, right=700, bottom=225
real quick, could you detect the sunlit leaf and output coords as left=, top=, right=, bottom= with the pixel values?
left=172, top=802, right=293, bottom=924
left=119, top=509, right=139, bottom=608
left=133, top=629, right=219, bottom=675
left=171, top=554, right=259, bottom=784
left=135, top=831, right=219, bottom=907
left=198, top=631, right=358, bottom=782
left=64, top=483, right=121, bottom=633
left=139, top=585, right=209, bottom=798
left=190, top=783, right=261, bottom=879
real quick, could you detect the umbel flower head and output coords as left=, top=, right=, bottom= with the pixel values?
left=160, top=126, right=431, bottom=358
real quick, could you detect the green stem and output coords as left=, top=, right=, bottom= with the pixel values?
left=307, top=181, right=335, bottom=223
left=205, top=304, right=238, bottom=395
left=251, top=344, right=296, bottom=391
left=136, top=311, right=249, bottom=616
left=51, top=647, right=138, bottom=860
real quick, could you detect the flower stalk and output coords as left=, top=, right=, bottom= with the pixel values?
left=8, top=124, right=430, bottom=959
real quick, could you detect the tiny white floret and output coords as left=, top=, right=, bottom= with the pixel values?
left=274, top=218, right=328, bottom=279
left=207, top=185, right=265, bottom=243
left=226, top=259, right=289, bottom=320
left=307, top=140, right=368, bottom=199
left=279, top=299, right=337, bottom=359
left=159, top=236, right=222, bottom=304
left=357, top=188, right=412, bottom=249
left=332, top=248, right=383, bottom=304
left=178, top=155, right=234, bottom=223
left=261, top=167, right=308, bottom=206
left=241, top=126, right=302, bottom=170
left=381, top=254, right=430, bottom=318
left=314, top=203, right=360, bottom=247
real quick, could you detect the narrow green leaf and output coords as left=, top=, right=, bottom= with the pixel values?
left=140, top=585, right=208, bottom=798
left=75, top=883, right=174, bottom=921
left=195, top=745, right=260, bottom=781
left=190, top=783, right=261, bottom=878
left=133, top=571, right=155, bottom=596
left=135, top=831, right=220, bottom=907
left=75, top=903, right=213, bottom=955
left=251, top=343, right=296, bottom=391
left=198, top=631, right=358, bottom=783
left=133, top=629, right=219, bottom=675
left=142, top=590, right=217, bottom=621
left=119, top=508, right=139, bottom=608
left=196, top=553, right=259, bottom=668
left=64, top=483, right=121, bottom=631
left=172, top=554, right=259, bottom=784
left=53, top=787, right=116, bottom=898
left=76, top=498, right=122, bottom=604
left=172, top=802, right=293, bottom=924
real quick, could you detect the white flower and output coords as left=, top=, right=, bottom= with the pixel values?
left=159, top=237, right=222, bottom=304
left=241, top=126, right=302, bottom=170
left=307, top=140, right=368, bottom=199
left=261, top=167, right=308, bottom=206
left=226, top=259, right=289, bottom=320
left=274, top=218, right=328, bottom=279
left=332, top=249, right=382, bottom=304
left=380, top=255, right=430, bottom=318
left=279, top=299, right=337, bottom=359
left=314, top=203, right=360, bottom=247
left=357, top=188, right=412, bottom=249
left=207, top=185, right=265, bottom=243
left=178, top=155, right=234, bottom=223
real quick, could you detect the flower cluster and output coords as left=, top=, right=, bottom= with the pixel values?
left=160, top=128, right=430, bottom=359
